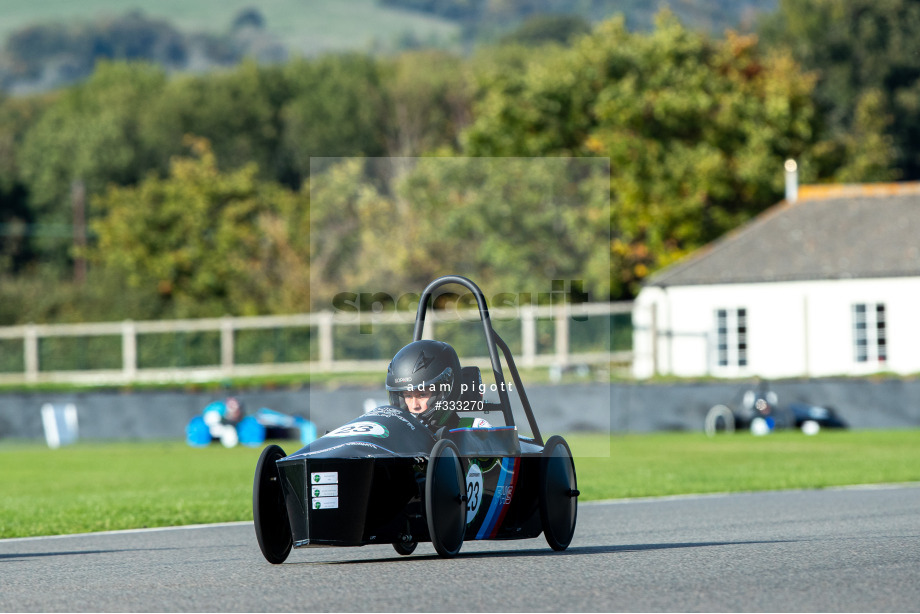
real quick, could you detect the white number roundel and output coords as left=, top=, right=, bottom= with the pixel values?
left=325, top=421, right=389, bottom=438
left=465, top=463, right=483, bottom=524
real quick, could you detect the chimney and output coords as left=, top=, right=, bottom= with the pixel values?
left=784, top=159, right=798, bottom=203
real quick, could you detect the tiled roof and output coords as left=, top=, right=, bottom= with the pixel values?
left=646, top=183, right=920, bottom=287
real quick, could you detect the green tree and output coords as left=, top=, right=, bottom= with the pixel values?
left=499, top=14, right=591, bottom=46
left=381, top=49, right=472, bottom=157
left=138, top=60, right=292, bottom=186
left=464, top=13, right=894, bottom=297
left=0, top=11, right=263, bottom=93
left=0, top=93, right=49, bottom=274
left=280, top=54, right=389, bottom=182
left=389, top=156, right=610, bottom=298
left=89, top=138, right=309, bottom=317
left=0, top=266, right=170, bottom=326
left=1, top=13, right=191, bottom=90
left=308, top=157, right=609, bottom=308
left=17, top=61, right=167, bottom=265
left=759, top=0, right=920, bottom=178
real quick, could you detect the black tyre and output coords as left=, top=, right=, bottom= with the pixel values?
left=705, top=404, right=735, bottom=437
left=393, top=541, right=418, bottom=556
left=425, top=439, right=467, bottom=558
left=253, top=444, right=293, bottom=564
left=539, top=435, right=578, bottom=551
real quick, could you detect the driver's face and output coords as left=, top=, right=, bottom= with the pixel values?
left=403, top=390, right=433, bottom=414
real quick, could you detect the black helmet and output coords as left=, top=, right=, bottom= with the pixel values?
left=386, top=340, right=460, bottom=427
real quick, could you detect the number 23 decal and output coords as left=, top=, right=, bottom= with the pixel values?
left=325, top=421, right=389, bottom=438
left=465, top=464, right=483, bottom=523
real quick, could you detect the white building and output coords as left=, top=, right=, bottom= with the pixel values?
left=633, top=182, right=920, bottom=379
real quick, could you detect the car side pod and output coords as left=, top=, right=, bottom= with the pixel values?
left=425, top=439, right=468, bottom=558
left=253, top=444, right=293, bottom=564
left=539, top=435, right=579, bottom=551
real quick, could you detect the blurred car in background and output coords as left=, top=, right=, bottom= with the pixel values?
left=705, top=381, right=848, bottom=436
left=186, top=397, right=316, bottom=448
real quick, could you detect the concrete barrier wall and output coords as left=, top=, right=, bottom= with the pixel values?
left=1, top=378, right=918, bottom=442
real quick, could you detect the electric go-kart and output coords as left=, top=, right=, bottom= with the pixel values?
left=186, top=402, right=317, bottom=448
left=704, top=381, right=848, bottom=436
left=252, top=275, right=579, bottom=561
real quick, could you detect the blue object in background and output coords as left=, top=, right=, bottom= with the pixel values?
left=298, top=419, right=317, bottom=445
left=254, top=408, right=317, bottom=446
left=237, top=416, right=266, bottom=447
left=185, top=402, right=316, bottom=447
left=186, top=416, right=212, bottom=447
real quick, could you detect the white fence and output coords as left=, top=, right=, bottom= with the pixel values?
left=0, top=302, right=634, bottom=386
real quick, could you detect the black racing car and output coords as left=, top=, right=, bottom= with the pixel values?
left=705, top=381, right=848, bottom=436
left=253, top=275, right=580, bottom=561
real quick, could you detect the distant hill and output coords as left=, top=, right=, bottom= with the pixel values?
left=379, top=0, right=779, bottom=36
left=0, top=0, right=461, bottom=94
left=0, top=0, right=461, bottom=59
left=0, top=0, right=778, bottom=94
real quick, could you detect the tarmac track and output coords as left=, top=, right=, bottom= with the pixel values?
left=1, top=486, right=919, bottom=612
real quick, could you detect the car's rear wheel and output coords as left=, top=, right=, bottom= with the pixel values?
left=253, top=444, right=293, bottom=564
left=393, top=541, right=417, bottom=556
left=425, top=439, right=466, bottom=558
left=539, top=435, right=578, bottom=551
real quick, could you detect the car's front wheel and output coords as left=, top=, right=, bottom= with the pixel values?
left=253, top=444, right=293, bottom=564
left=425, top=439, right=467, bottom=558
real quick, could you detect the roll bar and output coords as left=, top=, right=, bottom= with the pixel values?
left=412, top=275, right=543, bottom=445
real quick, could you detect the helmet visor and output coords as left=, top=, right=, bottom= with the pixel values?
left=387, top=367, right=453, bottom=413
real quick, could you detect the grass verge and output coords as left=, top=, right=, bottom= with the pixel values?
left=1, top=430, right=918, bottom=539
left=570, top=429, right=920, bottom=499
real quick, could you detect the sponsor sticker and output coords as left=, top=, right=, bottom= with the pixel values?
left=311, top=471, right=338, bottom=484
left=465, top=463, right=484, bottom=524
left=311, top=484, right=338, bottom=498
left=325, top=422, right=389, bottom=438
left=312, top=497, right=339, bottom=510
left=494, top=484, right=514, bottom=505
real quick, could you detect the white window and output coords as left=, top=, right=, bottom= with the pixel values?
left=715, top=308, right=747, bottom=368
left=852, top=303, right=887, bottom=364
